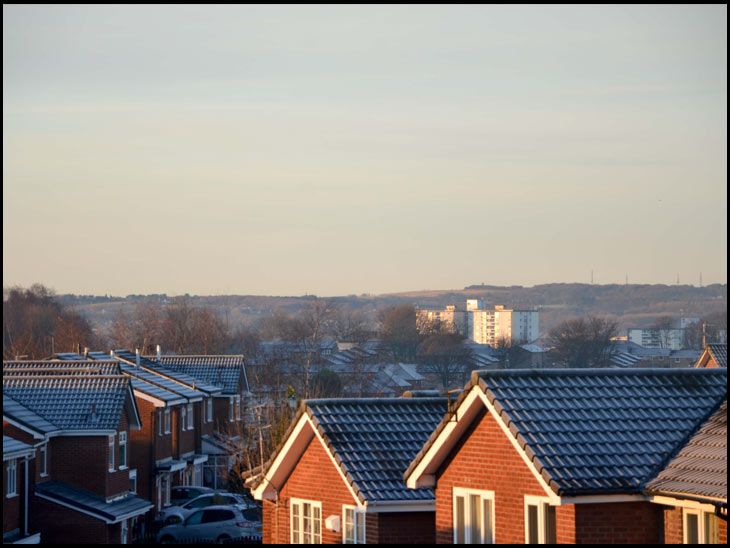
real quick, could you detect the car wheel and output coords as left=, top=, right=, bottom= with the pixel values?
left=159, top=535, right=175, bottom=544
left=216, top=534, right=230, bottom=544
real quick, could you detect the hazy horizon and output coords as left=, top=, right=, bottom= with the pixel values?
left=4, top=5, right=727, bottom=296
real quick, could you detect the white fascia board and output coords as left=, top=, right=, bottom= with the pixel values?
left=49, top=430, right=117, bottom=437
left=252, top=414, right=314, bottom=501
left=365, top=500, right=435, bottom=513
left=405, top=386, right=485, bottom=490
left=559, top=494, right=646, bottom=505
left=125, top=385, right=143, bottom=430
left=12, top=532, right=41, bottom=544
left=647, top=494, right=726, bottom=511
left=3, top=448, right=36, bottom=461
left=2, top=415, right=47, bottom=441
left=476, top=389, right=559, bottom=504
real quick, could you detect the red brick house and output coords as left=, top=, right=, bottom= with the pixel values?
left=248, top=396, right=450, bottom=544
left=3, top=435, right=39, bottom=544
left=2, top=361, right=152, bottom=544
left=150, top=353, right=250, bottom=488
left=404, top=368, right=727, bottom=544
left=645, top=400, right=727, bottom=544
left=85, top=350, right=215, bottom=514
left=695, top=343, right=727, bottom=369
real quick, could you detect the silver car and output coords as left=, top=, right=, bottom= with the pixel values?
left=157, top=505, right=262, bottom=544
left=157, top=492, right=251, bottom=525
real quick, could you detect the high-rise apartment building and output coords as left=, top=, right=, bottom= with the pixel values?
left=418, top=301, right=539, bottom=346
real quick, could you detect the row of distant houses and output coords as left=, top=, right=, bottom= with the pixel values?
left=2, top=349, right=249, bottom=544
left=247, top=343, right=727, bottom=544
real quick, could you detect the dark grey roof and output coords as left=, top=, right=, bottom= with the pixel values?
left=406, top=368, right=727, bottom=497
left=107, top=350, right=214, bottom=398
left=645, top=400, right=727, bottom=504
left=3, top=394, right=57, bottom=435
left=127, top=377, right=187, bottom=405
left=35, top=481, right=153, bottom=523
left=252, top=397, right=449, bottom=504
left=154, top=355, right=247, bottom=394
left=3, top=374, right=131, bottom=432
left=3, top=360, right=121, bottom=376
left=707, top=343, right=727, bottom=368
left=3, top=435, right=35, bottom=460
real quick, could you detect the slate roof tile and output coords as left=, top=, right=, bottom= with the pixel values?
left=406, top=368, right=727, bottom=497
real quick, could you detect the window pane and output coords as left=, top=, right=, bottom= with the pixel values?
left=704, top=513, right=718, bottom=544
left=455, top=496, right=465, bottom=544
left=527, top=504, right=539, bottom=544
left=356, top=511, right=365, bottom=544
left=292, top=503, right=300, bottom=544
left=545, top=503, right=556, bottom=544
left=686, top=513, right=699, bottom=544
left=483, top=499, right=493, bottom=544
left=345, top=508, right=354, bottom=543
left=470, top=494, right=482, bottom=543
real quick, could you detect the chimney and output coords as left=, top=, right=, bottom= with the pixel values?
left=83, top=347, right=88, bottom=359
left=157, top=344, right=162, bottom=362
left=136, top=348, right=140, bottom=369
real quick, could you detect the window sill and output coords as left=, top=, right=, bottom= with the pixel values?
left=6, top=493, right=18, bottom=499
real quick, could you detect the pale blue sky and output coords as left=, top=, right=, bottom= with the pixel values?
left=3, top=5, right=727, bottom=296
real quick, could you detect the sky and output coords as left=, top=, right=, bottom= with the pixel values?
left=3, top=5, right=727, bottom=297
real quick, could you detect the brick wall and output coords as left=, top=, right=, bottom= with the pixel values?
left=574, top=501, right=663, bottom=544
left=33, top=495, right=119, bottom=544
left=3, top=458, right=23, bottom=535
left=371, top=511, right=436, bottom=544
left=264, top=434, right=358, bottom=544
left=662, top=504, right=727, bottom=544
left=434, top=406, right=561, bottom=544
left=50, top=436, right=107, bottom=497
left=129, top=399, right=155, bottom=502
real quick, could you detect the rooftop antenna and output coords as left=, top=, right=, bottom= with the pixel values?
left=676, top=273, right=680, bottom=285
left=699, top=272, right=703, bottom=287
left=625, top=274, right=628, bottom=285
left=591, top=270, right=594, bottom=284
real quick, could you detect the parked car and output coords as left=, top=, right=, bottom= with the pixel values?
left=157, top=505, right=262, bottom=544
left=170, top=485, right=216, bottom=506
left=157, top=492, right=251, bottom=525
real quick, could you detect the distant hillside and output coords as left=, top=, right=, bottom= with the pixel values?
left=59, top=283, right=726, bottom=339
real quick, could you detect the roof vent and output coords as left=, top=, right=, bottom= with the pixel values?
left=136, top=348, right=140, bottom=369
left=90, top=403, right=98, bottom=423
left=156, top=344, right=162, bottom=362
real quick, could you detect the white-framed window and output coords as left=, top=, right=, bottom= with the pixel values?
left=524, top=495, right=556, bottom=544
left=6, top=459, right=17, bottom=497
left=207, top=398, right=213, bottom=423
left=181, top=406, right=187, bottom=431
left=158, top=409, right=163, bottom=436
left=236, top=395, right=241, bottom=420
left=453, top=487, right=495, bottom=544
left=343, top=505, right=366, bottom=544
left=160, top=474, right=171, bottom=507
left=129, top=469, right=137, bottom=494
left=290, top=498, right=322, bottom=544
left=40, top=444, right=48, bottom=477
left=164, top=408, right=171, bottom=433
left=108, top=434, right=116, bottom=471
left=121, top=518, right=128, bottom=545
left=187, top=403, right=194, bottom=430
left=118, top=431, right=127, bottom=469
left=684, top=509, right=720, bottom=544
left=229, top=397, right=235, bottom=422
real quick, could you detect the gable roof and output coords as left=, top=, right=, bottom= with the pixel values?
left=697, top=343, right=728, bottom=369
left=152, top=355, right=247, bottom=395
left=250, top=397, right=449, bottom=507
left=3, top=371, right=137, bottom=433
left=645, top=400, right=727, bottom=505
left=405, top=368, right=727, bottom=498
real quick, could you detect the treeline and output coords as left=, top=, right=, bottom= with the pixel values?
left=3, top=284, right=98, bottom=360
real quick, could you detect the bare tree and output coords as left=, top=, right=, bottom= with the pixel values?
left=547, top=316, right=619, bottom=368
left=417, top=332, right=473, bottom=389
left=652, top=316, right=675, bottom=349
